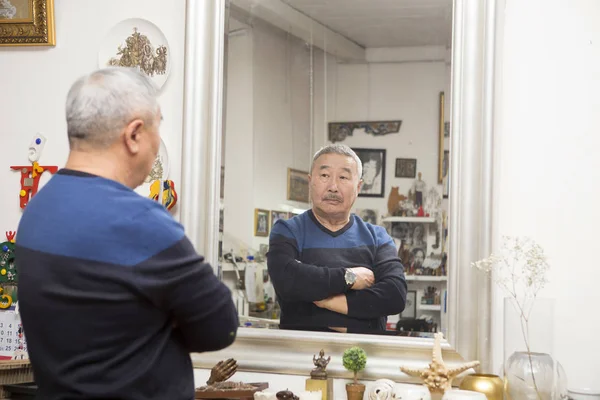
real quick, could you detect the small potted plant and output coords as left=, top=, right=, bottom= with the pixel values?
left=342, top=346, right=367, bottom=400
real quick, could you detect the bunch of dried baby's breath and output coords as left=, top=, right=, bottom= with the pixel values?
left=472, top=236, right=550, bottom=398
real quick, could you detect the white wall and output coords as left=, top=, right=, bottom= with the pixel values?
left=222, top=18, right=312, bottom=257
left=0, top=0, right=186, bottom=230
left=492, top=0, right=600, bottom=391
left=323, top=61, right=448, bottom=220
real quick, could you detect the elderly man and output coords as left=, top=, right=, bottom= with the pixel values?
left=267, top=144, right=407, bottom=333
left=16, top=68, right=238, bottom=400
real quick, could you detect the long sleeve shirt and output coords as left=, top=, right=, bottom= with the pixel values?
left=267, top=210, right=407, bottom=333
left=16, top=169, right=238, bottom=400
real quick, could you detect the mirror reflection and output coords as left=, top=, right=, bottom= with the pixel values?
left=219, top=0, right=453, bottom=338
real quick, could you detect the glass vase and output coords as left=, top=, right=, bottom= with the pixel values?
left=503, top=298, right=568, bottom=399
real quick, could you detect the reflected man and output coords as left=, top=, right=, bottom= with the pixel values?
left=267, top=144, right=407, bottom=333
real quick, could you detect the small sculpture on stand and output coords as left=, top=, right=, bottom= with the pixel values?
left=311, top=349, right=331, bottom=380
left=306, top=349, right=333, bottom=400
left=196, top=358, right=268, bottom=399
left=409, top=172, right=427, bottom=208
left=400, top=332, right=480, bottom=394
left=207, top=358, right=238, bottom=385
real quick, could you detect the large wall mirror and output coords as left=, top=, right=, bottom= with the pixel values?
left=181, top=0, right=499, bottom=381
left=221, top=0, right=452, bottom=338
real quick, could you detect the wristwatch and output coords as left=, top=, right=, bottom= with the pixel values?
left=344, top=268, right=357, bottom=289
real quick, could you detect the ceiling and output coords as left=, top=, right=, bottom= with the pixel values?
left=280, top=0, right=453, bottom=48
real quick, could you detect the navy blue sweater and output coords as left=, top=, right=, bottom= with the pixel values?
left=267, top=210, right=406, bottom=333
left=16, top=169, right=238, bottom=400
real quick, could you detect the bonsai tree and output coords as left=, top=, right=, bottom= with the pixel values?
left=342, top=346, right=367, bottom=385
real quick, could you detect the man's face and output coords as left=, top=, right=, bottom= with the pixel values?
left=309, top=153, right=362, bottom=218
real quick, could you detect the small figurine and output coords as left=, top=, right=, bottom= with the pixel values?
left=206, top=358, right=238, bottom=385
left=409, top=172, right=427, bottom=208
left=11, top=134, right=58, bottom=209
left=311, top=349, right=331, bottom=380
left=276, top=389, right=299, bottom=400
left=387, top=187, right=407, bottom=216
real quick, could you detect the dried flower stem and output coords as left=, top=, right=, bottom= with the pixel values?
left=472, top=236, right=549, bottom=399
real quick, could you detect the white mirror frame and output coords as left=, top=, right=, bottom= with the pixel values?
left=180, top=0, right=499, bottom=381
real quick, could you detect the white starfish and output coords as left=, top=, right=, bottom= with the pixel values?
left=400, top=332, right=480, bottom=393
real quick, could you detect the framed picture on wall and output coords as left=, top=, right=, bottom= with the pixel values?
left=0, top=0, right=56, bottom=46
left=287, top=168, right=309, bottom=203
left=438, top=92, right=445, bottom=183
left=271, top=210, right=288, bottom=228
left=443, top=150, right=450, bottom=199
left=401, top=290, right=417, bottom=319
left=220, top=166, right=225, bottom=199
left=353, top=148, right=386, bottom=198
left=356, top=208, right=379, bottom=225
left=395, top=158, right=417, bottom=178
left=254, top=208, right=270, bottom=237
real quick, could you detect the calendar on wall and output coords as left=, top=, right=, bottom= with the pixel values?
left=0, top=311, right=27, bottom=360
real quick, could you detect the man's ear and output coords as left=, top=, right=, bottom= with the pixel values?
left=357, top=178, right=363, bottom=193
left=123, top=119, right=145, bottom=154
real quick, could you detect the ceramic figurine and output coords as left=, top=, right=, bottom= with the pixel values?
left=365, top=379, right=395, bottom=400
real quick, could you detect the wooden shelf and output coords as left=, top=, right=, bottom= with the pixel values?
left=381, top=216, right=436, bottom=223
left=405, top=275, right=447, bottom=282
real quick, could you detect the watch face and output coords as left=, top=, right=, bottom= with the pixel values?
left=345, top=269, right=356, bottom=284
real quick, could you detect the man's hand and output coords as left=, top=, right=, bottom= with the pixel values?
left=314, top=294, right=348, bottom=315
left=349, top=267, right=375, bottom=290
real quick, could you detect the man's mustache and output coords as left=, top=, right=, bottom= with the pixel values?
left=323, top=194, right=342, bottom=202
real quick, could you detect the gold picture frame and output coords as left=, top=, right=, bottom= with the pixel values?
left=0, top=0, right=55, bottom=46
left=254, top=208, right=270, bottom=237
left=438, top=91, right=445, bottom=184
left=287, top=168, right=309, bottom=203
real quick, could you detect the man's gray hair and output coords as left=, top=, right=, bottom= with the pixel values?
left=65, top=67, right=159, bottom=149
left=311, top=144, right=363, bottom=179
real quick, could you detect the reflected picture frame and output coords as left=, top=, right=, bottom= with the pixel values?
left=438, top=92, right=445, bottom=183
left=270, top=210, right=287, bottom=228
left=254, top=208, right=270, bottom=237
left=287, top=168, right=309, bottom=203
left=401, top=290, right=417, bottom=319
left=395, top=158, right=417, bottom=178
left=0, top=0, right=55, bottom=46
left=353, top=148, right=386, bottom=198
